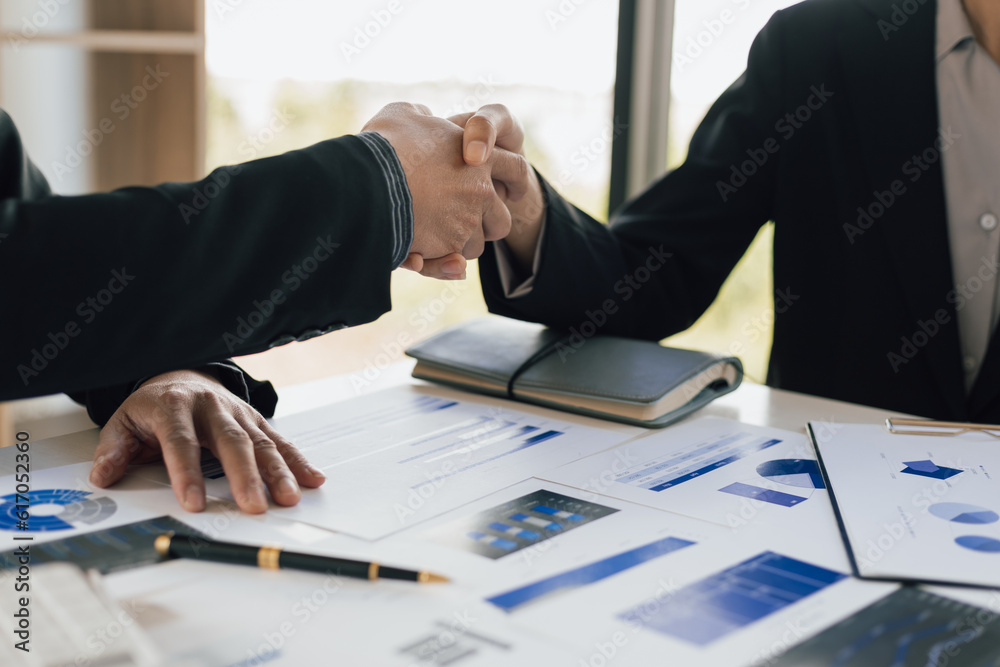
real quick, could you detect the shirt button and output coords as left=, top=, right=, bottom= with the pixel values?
left=964, top=355, right=977, bottom=371
left=980, top=212, right=998, bottom=232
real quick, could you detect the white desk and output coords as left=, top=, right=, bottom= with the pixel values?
left=0, top=361, right=891, bottom=476
left=1, top=362, right=996, bottom=666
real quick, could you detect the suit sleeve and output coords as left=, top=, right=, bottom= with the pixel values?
left=67, top=360, right=279, bottom=426
left=0, top=115, right=412, bottom=401
left=480, top=12, right=786, bottom=341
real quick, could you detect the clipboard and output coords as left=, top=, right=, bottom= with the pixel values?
left=807, top=419, right=1000, bottom=589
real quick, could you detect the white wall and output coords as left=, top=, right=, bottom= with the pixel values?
left=1, top=0, right=91, bottom=194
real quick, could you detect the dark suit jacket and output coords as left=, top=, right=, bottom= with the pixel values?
left=482, top=0, right=991, bottom=421
left=0, top=110, right=402, bottom=402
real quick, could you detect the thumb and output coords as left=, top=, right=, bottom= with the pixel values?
left=89, top=419, right=146, bottom=487
left=461, top=104, right=524, bottom=167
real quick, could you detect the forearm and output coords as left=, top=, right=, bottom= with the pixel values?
left=1, top=134, right=406, bottom=400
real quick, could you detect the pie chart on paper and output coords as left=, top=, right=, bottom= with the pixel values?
left=954, top=536, right=1000, bottom=553
left=0, top=489, right=118, bottom=532
left=755, top=459, right=826, bottom=489
left=928, top=502, right=999, bottom=525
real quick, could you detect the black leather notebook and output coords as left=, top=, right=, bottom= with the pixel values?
left=405, top=316, right=743, bottom=428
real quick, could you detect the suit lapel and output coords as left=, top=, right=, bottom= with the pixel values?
left=837, top=0, right=966, bottom=418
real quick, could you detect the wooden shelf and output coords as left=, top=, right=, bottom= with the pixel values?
left=2, top=30, right=203, bottom=54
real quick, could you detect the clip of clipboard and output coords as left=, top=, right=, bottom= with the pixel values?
left=884, top=418, right=1000, bottom=439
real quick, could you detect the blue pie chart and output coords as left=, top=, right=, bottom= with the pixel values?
left=955, top=536, right=1000, bottom=553
left=0, top=489, right=116, bottom=532
left=928, top=502, right=999, bottom=525
left=755, top=459, right=826, bottom=489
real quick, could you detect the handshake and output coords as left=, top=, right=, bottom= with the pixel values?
left=362, top=102, right=546, bottom=279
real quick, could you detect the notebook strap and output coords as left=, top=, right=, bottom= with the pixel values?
left=505, top=333, right=568, bottom=399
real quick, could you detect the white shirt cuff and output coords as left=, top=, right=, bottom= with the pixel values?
left=493, top=216, right=547, bottom=298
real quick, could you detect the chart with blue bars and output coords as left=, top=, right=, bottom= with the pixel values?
left=768, top=587, right=1000, bottom=666
left=719, top=459, right=826, bottom=508
left=614, top=432, right=783, bottom=492
left=0, top=515, right=208, bottom=574
left=0, top=489, right=117, bottom=532
left=488, top=536, right=695, bottom=612
left=427, top=490, right=618, bottom=560
left=618, top=551, right=846, bottom=646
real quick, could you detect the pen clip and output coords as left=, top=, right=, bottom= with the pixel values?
left=885, top=418, right=1000, bottom=438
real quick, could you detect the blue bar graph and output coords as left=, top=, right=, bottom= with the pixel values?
left=619, top=551, right=846, bottom=646
left=509, top=513, right=561, bottom=531
left=432, top=490, right=618, bottom=560
left=487, top=522, right=539, bottom=541
left=612, top=433, right=784, bottom=493
left=487, top=536, right=696, bottom=611
left=719, top=482, right=808, bottom=508
left=467, top=532, right=518, bottom=552
left=534, top=505, right=585, bottom=522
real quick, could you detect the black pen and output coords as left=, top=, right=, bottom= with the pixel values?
left=155, top=533, right=449, bottom=584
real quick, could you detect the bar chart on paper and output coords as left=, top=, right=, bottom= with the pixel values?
left=618, top=551, right=847, bottom=646
left=543, top=418, right=833, bottom=530
left=426, top=489, right=619, bottom=559
left=262, top=388, right=634, bottom=540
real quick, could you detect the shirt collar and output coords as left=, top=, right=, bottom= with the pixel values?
left=937, top=0, right=977, bottom=62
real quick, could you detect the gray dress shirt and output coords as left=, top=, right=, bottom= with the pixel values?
left=937, top=0, right=1000, bottom=392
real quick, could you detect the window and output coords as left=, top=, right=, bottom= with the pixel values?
left=659, top=0, right=803, bottom=382
left=206, top=0, right=620, bottom=387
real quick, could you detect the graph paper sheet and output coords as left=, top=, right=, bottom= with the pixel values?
left=238, top=386, right=638, bottom=540
left=808, top=421, right=1000, bottom=588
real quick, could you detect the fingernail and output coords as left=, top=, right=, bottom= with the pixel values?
left=278, top=477, right=299, bottom=497
left=90, top=457, right=107, bottom=485
left=467, top=140, right=488, bottom=164
left=184, top=485, right=205, bottom=512
left=447, top=272, right=467, bottom=281
left=307, top=465, right=326, bottom=479
left=252, top=483, right=268, bottom=508
left=442, top=259, right=465, bottom=275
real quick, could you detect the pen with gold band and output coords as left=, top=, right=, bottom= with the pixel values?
left=154, top=533, right=449, bottom=584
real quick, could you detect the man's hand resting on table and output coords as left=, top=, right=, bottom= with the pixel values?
left=88, top=370, right=325, bottom=514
